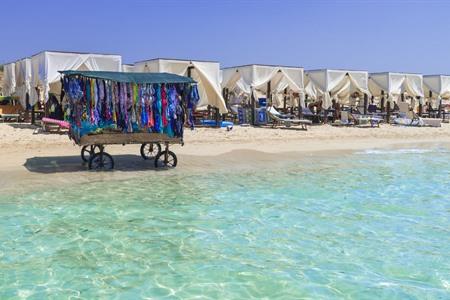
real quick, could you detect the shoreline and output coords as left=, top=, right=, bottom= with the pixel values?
left=1, top=123, right=450, bottom=194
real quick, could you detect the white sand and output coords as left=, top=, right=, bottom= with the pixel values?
left=1, top=122, right=449, bottom=193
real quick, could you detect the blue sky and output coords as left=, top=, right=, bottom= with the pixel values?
left=2, top=0, right=450, bottom=74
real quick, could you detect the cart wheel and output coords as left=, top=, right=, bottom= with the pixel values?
left=81, top=145, right=100, bottom=162
left=154, top=150, right=177, bottom=168
left=140, top=143, right=161, bottom=160
left=88, top=152, right=114, bottom=170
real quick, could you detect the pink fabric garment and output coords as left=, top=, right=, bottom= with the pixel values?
left=42, top=117, right=70, bottom=129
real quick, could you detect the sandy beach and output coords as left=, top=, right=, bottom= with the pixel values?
left=1, top=122, right=449, bottom=194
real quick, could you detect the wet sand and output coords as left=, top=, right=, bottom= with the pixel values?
left=1, top=123, right=450, bottom=194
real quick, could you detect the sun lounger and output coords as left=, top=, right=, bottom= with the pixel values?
left=301, top=107, right=315, bottom=118
left=393, top=115, right=441, bottom=127
left=354, top=114, right=383, bottom=127
left=392, top=110, right=426, bottom=126
left=332, top=111, right=382, bottom=127
left=266, top=106, right=312, bottom=130
left=393, top=117, right=424, bottom=126
left=0, top=113, right=21, bottom=122
left=42, top=117, right=70, bottom=132
left=421, top=118, right=441, bottom=127
left=332, top=111, right=354, bottom=126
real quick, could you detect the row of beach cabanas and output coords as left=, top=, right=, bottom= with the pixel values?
left=2, top=50, right=450, bottom=124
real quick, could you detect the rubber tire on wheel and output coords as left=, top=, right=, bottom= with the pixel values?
left=140, top=143, right=161, bottom=160
left=154, top=150, right=177, bottom=168
left=81, top=145, right=99, bottom=162
left=88, top=152, right=114, bottom=170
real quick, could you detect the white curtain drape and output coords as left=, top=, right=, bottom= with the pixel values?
left=423, top=75, right=450, bottom=108
left=2, top=63, right=16, bottom=97
left=133, top=59, right=227, bottom=113
left=221, top=65, right=305, bottom=107
left=29, top=51, right=122, bottom=105
left=369, top=73, right=424, bottom=104
left=14, top=58, right=32, bottom=107
left=305, top=69, right=370, bottom=109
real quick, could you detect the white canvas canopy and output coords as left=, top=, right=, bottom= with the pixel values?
left=221, top=64, right=305, bottom=108
left=14, top=58, right=32, bottom=107
left=423, top=75, right=450, bottom=108
left=122, top=64, right=134, bottom=72
left=369, top=72, right=424, bottom=104
left=2, top=62, right=16, bottom=97
left=304, top=69, right=370, bottom=109
left=29, top=51, right=122, bottom=105
left=133, top=58, right=227, bottom=113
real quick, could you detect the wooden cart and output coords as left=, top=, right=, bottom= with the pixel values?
left=75, top=132, right=183, bottom=170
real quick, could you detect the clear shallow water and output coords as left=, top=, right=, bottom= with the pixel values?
left=1, top=148, right=450, bottom=299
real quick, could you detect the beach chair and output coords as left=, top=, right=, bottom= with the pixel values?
left=331, top=110, right=356, bottom=126
left=332, top=111, right=354, bottom=126
left=332, top=111, right=382, bottom=128
left=42, top=117, right=70, bottom=133
left=421, top=118, right=441, bottom=127
left=0, top=113, right=20, bottom=122
left=356, top=115, right=382, bottom=127
left=351, top=106, right=383, bottom=127
left=266, top=106, right=312, bottom=130
left=301, top=106, right=322, bottom=123
left=392, top=108, right=425, bottom=126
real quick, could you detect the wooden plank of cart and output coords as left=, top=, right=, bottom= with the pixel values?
left=75, top=132, right=182, bottom=170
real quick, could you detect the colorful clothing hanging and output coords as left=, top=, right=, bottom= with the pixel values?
left=62, top=73, right=199, bottom=140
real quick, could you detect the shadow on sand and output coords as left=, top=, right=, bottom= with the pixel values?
left=7, top=123, right=40, bottom=130
left=24, top=154, right=163, bottom=173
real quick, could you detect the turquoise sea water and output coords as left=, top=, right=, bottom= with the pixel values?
left=1, top=148, right=450, bottom=299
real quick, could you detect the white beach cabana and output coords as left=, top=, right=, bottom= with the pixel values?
left=132, top=58, right=227, bottom=113
left=14, top=58, right=32, bottom=107
left=423, top=75, right=450, bottom=109
left=304, top=69, right=370, bottom=110
left=1, top=62, right=16, bottom=97
left=368, top=72, right=424, bottom=109
left=221, top=64, right=305, bottom=109
left=29, top=51, right=122, bottom=105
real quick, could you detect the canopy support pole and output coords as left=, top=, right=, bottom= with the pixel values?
left=363, top=93, right=368, bottom=115
left=186, top=66, right=196, bottom=126
left=222, top=88, right=229, bottom=121
left=418, top=96, right=422, bottom=117
left=215, top=107, right=220, bottom=128
left=283, top=88, right=287, bottom=111
left=298, top=95, right=303, bottom=119
left=429, top=90, right=432, bottom=115
left=381, top=90, right=385, bottom=113
left=386, top=101, right=391, bottom=123
left=251, top=87, right=255, bottom=126
left=31, top=105, right=35, bottom=125
left=436, top=91, right=442, bottom=119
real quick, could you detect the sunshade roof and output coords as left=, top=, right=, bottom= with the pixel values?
left=59, top=70, right=196, bottom=84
